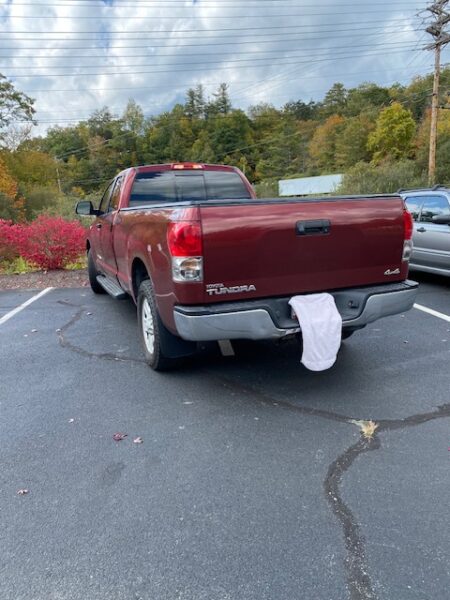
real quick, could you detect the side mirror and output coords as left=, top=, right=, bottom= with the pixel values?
left=431, top=214, right=450, bottom=225
left=75, top=200, right=99, bottom=216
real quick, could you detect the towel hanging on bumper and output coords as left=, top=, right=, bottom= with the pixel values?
left=289, top=293, right=342, bottom=371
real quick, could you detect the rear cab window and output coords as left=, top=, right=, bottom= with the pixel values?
left=129, top=169, right=251, bottom=206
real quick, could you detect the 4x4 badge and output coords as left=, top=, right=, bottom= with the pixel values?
left=384, top=268, right=400, bottom=276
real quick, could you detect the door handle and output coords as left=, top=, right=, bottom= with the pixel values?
left=416, top=227, right=426, bottom=232
left=96, top=223, right=102, bottom=230
left=296, top=219, right=331, bottom=235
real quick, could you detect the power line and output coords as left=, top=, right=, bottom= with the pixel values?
left=0, top=41, right=419, bottom=70
left=0, top=35, right=422, bottom=59
left=0, top=17, right=420, bottom=34
left=18, top=61, right=439, bottom=94
left=5, top=47, right=421, bottom=78
left=28, top=81, right=436, bottom=120
left=22, top=69, right=436, bottom=127
left=0, top=9, right=422, bottom=19
left=6, top=1, right=422, bottom=5
left=0, top=25, right=420, bottom=46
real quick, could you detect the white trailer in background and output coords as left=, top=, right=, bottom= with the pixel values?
left=278, top=174, right=343, bottom=197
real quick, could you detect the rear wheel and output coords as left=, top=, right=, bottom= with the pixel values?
left=137, top=280, right=176, bottom=371
left=88, top=249, right=106, bottom=294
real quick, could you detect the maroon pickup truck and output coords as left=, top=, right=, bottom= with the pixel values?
left=76, top=162, right=418, bottom=370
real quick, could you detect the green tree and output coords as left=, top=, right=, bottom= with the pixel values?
left=122, top=99, right=145, bottom=135
left=185, top=85, right=206, bottom=119
left=345, top=83, right=390, bottom=117
left=0, top=74, right=36, bottom=149
left=321, top=83, right=347, bottom=117
left=334, top=113, right=376, bottom=168
left=190, top=130, right=215, bottom=163
left=337, top=160, right=424, bottom=195
left=368, top=102, right=416, bottom=162
left=308, top=115, right=345, bottom=172
left=207, top=83, right=232, bottom=116
left=283, top=99, right=318, bottom=121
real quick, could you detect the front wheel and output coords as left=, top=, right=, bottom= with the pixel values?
left=137, top=280, right=176, bottom=371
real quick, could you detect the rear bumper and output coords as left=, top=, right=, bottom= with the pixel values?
left=173, top=280, right=419, bottom=342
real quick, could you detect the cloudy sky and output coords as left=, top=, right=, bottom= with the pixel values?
left=0, top=0, right=443, bottom=131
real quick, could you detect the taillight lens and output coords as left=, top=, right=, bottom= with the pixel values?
left=402, top=208, right=413, bottom=261
left=167, top=221, right=203, bottom=282
left=403, top=208, right=413, bottom=240
left=167, top=221, right=202, bottom=257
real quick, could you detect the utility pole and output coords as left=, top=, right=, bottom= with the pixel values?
left=56, top=164, right=62, bottom=194
left=425, top=0, right=450, bottom=185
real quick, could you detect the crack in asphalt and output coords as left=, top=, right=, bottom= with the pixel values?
left=57, top=303, right=146, bottom=364
left=56, top=301, right=450, bottom=600
left=211, top=374, right=450, bottom=600
left=325, top=436, right=381, bottom=600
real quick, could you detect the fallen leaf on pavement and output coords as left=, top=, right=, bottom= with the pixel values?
left=113, top=433, right=127, bottom=441
left=133, top=437, right=143, bottom=444
left=352, top=419, right=379, bottom=439
left=17, top=489, right=29, bottom=495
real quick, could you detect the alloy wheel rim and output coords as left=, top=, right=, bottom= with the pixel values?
left=141, top=298, right=155, bottom=355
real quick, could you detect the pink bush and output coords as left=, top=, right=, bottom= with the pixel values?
left=18, top=216, right=87, bottom=270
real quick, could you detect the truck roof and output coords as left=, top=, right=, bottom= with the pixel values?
left=136, top=163, right=238, bottom=174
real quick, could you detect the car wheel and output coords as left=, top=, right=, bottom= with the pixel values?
left=137, top=279, right=177, bottom=371
left=88, top=249, right=106, bottom=294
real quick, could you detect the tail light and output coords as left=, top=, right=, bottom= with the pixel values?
left=402, top=208, right=413, bottom=261
left=172, top=163, right=204, bottom=170
left=167, top=221, right=203, bottom=282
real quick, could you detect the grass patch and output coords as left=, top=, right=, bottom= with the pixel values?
left=0, top=254, right=87, bottom=274
left=0, top=257, right=38, bottom=275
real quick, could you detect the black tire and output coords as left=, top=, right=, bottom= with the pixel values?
left=88, top=249, right=106, bottom=294
left=137, top=279, right=177, bottom=371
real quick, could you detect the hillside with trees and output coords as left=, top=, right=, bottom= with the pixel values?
left=3, top=68, right=450, bottom=222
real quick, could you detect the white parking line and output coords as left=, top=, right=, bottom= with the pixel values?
left=414, top=303, right=450, bottom=323
left=0, top=288, right=54, bottom=326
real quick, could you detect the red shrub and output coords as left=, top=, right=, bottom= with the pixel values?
left=0, top=219, right=24, bottom=261
left=18, top=216, right=86, bottom=270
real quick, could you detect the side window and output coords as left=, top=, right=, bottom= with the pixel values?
left=98, top=181, right=115, bottom=213
left=404, top=196, right=422, bottom=221
left=419, top=195, right=450, bottom=223
left=108, top=177, right=122, bottom=212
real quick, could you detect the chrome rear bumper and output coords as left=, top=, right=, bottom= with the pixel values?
left=173, top=280, right=419, bottom=342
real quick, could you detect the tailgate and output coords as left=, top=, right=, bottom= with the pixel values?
left=200, top=196, right=407, bottom=302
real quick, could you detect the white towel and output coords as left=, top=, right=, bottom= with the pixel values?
left=289, top=293, right=342, bottom=371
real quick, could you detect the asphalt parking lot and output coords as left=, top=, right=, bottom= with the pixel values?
left=1, top=273, right=449, bottom=600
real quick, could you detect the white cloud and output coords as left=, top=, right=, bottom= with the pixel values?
left=0, top=0, right=436, bottom=132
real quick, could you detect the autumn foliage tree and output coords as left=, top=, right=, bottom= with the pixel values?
left=367, top=102, right=416, bottom=163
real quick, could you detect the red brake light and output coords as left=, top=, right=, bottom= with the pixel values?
left=403, top=208, right=413, bottom=240
left=167, top=221, right=202, bottom=256
left=172, top=163, right=203, bottom=170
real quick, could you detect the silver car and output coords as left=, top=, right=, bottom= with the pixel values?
left=400, top=187, right=450, bottom=277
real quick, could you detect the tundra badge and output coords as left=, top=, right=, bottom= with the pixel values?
left=206, top=283, right=256, bottom=296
